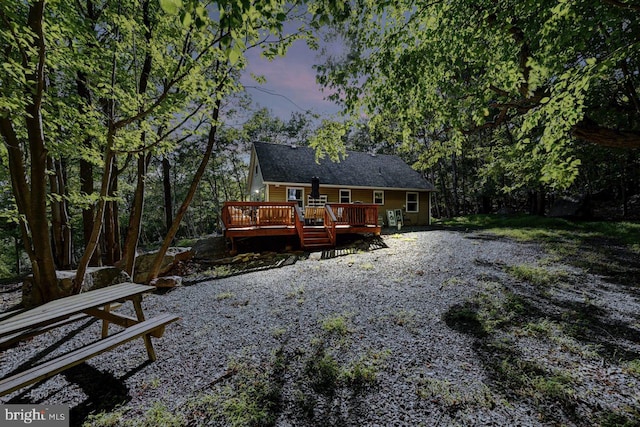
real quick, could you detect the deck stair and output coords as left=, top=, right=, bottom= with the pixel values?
left=301, top=226, right=332, bottom=250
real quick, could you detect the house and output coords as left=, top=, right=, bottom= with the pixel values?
left=247, top=141, right=435, bottom=226
left=221, top=142, right=435, bottom=253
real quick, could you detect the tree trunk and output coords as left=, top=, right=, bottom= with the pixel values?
left=119, top=0, right=154, bottom=277
left=460, top=150, right=468, bottom=214
left=451, top=153, right=460, bottom=216
left=76, top=70, right=102, bottom=266
left=207, top=174, right=221, bottom=230
left=73, top=146, right=116, bottom=293
left=147, top=101, right=222, bottom=282
left=14, top=236, right=21, bottom=276
left=437, top=162, right=452, bottom=218
left=479, top=195, right=492, bottom=214
left=220, top=171, right=231, bottom=202
left=162, top=156, right=173, bottom=233
left=3, top=1, right=62, bottom=304
left=621, top=158, right=628, bottom=217
left=528, top=189, right=546, bottom=216
left=80, top=156, right=101, bottom=266
left=47, top=156, right=73, bottom=269
left=121, top=153, right=151, bottom=277
left=573, top=118, right=640, bottom=149
left=103, top=159, right=121, bottom=265
left=230, top=155, right=246, bottom=197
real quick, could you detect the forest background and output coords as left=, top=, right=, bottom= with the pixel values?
left=1, top=0, right=639, bottom=304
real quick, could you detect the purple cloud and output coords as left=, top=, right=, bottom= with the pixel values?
left=242, top=40, right=340, bottom=118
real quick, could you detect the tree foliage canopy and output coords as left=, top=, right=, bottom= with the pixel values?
left=0, top=0, right=333, bottom=300
left=318, top=0, right=640, bottom=188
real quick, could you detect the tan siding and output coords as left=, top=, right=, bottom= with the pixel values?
left=268, top=185, right=287, bottom=202
left=351, top=189, right=372, bottom=203
left=268, top=185, right=312, bottom=203
left=377, top=190, right=431, bottom=226
left=419, top=193, right=431, bottom=225
left=269, top=186, right=344, bottom=204
left=267, top=184, right=431, bottom=226
left=321, top=187, right=339, bottom=202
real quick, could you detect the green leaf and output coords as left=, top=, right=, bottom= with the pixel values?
left=180, top=11, right=192, bottom=27
left=196, top=6, right=207, bottom=19
left=227, top=48, right=240, bottom=65
left=159, top=0, right=182, bottom=15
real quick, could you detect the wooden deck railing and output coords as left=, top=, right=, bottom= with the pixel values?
left=222, top=202, right=379, bottom=248
left=222, top=201, right=297, bottom=229
left=324, top=206, right=337, bottom=246
left=294, top=206, right=305, bottom=245
left=326, top=203, right=379, bottom=227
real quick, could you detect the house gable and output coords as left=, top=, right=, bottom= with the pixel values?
left=248, top=144, right=265, bottom=195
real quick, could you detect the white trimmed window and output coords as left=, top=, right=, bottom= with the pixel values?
left=373, top=190, right=384, bottom=205
left=339, top=189, right=351, bottom=203
left=287, top=187, right=304, bottom=207
left=406, top=192, right=419, bottom=213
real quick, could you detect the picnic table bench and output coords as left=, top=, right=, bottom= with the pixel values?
left=0, top=282, right=179, bottom=397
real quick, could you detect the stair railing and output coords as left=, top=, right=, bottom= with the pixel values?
left=324, top=205, right=337, bottom=246
left=294, top=206, right=306, bottom=247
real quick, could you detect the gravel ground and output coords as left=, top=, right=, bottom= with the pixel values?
left=1, top=229, right=639, bottom=426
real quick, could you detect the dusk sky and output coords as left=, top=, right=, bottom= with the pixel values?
left=241, top=35, right=344, bottom=121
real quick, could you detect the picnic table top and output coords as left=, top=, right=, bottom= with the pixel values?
left=0, top=282, right=155, bottom=339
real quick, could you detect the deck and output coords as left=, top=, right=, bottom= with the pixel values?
left=221, top=202, right=381, bottom=253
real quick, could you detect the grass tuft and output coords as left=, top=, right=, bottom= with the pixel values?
left=320, top=313, right=352, bottom=336
left=624, top=359, right=640, bottom=377
left=506, top=264, right=570, bottom=287
left=417, top=378, right=496, bottom=409
left=215, top=292, right=234, bottom=301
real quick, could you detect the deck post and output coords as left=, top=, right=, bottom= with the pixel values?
left=229, top=237, right=237, bottom=256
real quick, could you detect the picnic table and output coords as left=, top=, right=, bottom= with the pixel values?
left=0, top=282, right=179, bottom=397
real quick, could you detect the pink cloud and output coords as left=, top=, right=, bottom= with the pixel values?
left=242, top=41, right=339, bottom=117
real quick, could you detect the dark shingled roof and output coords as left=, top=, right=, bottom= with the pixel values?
left=254, top=142, right=434, bottom=190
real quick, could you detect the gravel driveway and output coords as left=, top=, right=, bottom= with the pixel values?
left=2, top=229, right=639, bottom=426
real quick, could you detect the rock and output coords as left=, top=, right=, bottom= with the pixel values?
left=83, top=266, right=131, bottom=291
left=172, top=247, right=194, bottom=262
left=231, top=252, right=258, bottom=263
left=150, top=275, right=183, bottom=288
left=496, top=207, right=515, bottom=215
left=21, top=271, right=75, bottom=308
left=549, top=196, right=591, bottom=218
left=308, top=252, right=322, bottom=261
left=281, top=255, right=298, bottom=267
left=191, top=235, right=227, bottom=260
left=133, top=247, right=194, bottom=283
left=22, top=266, right=130, bottom=308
